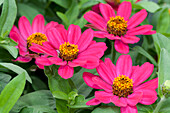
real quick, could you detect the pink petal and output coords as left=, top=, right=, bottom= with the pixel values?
left=99, top=3, right=115, bottom=21
left=92, top=77, right=112, bottom=92
left=32, top=14, right=45, bottom=33
left=121, top=35, right=140, bottom=44
left=10, top=26, right=23, bottom=43
left=45, top=21, right=64, bottom=32
left=105, top=34, right=121, bottom=40
left=58, top=65, right=74, bottom=79
left=93, top=31, right=108, bottom=38
left=35, top=61, right=44, bottom=69
left=134, top=78, right=158, bottom=90
left=92, top=4, right=100, bottom=14
left=54, top=27, right=67, bottom=42
left=84, top=11, right=106, bottom=31
left=84, top=24, right=100, bottom=30
left=18, top=16, right=32, bottom=40
left=126, top=25, right=153, bottom=36
left=111, top=96, right=127, bottom=107
left=104, top=58, right=116, bottom=81
left=116, top=55, right=132, bottom=77
left=138, top=89, right=158, bottom=105
left=127, top=92, right=143, bottom=106
left=79, top=41, right=107, bottom=58
left=95, top=91, right=113, bottom=103
left=114, top=40, right=129, bottom=54
left=77, top=28, right=93, bottom=52
left=96, top=60, right=114, bottom=85
left=83, top=72, right=102, bottom=89
left=68, top=59, right=86, bottom=67
left=13, top=56, right=32, bottom=62
left=131, top=66, right=140, bottom=78
left=67, top=24, right=81, bottom=44
left=117, top=1, right=132, bottom=20
left=46, top=28, right=64, bottom=49
left=80, top=55, right=99, bottom=69
left=127, top=9, right=147, bottom=29
left=35, top=57, right=52, bottom=66
left=29, top=43, right=58, bottom=56
left=86, top=98, right=101, bottom=105
left=48, top=57, right=67, bottom=65
left=142, top=30, right=156, bottom=35
left=121, top=105, right=138, bottom=113
left=132, top=62, right=154, bottom=87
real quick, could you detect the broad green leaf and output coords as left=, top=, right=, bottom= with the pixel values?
left=55, top=99, right=69, bottom=113
left=56, top=12, right=69, bottom=27
left=137, top=104, right=154, bottom=113
left=18, top=3, right=43, bottom=23
left=159, top=98, right=170, bottom=113
left=50, top=0, right=71, bottom=8
left=92, top=106, right=120, bottom=113
left=0, top=72, right=26, bottom=113
left=80, top=0, right=106, bottom=9
left=157, top=8, right=170, bottom=33
left=52, top=91, right=68, bottom=100
left=0, top=63, right=32, bottom=83
left=0, top=72, right=11, bottom=93
left=0, top=45, right=18, bottom=58
left=0, top=0, right=3, bottom=6
left=158, top=49, right=170, bottom=97
left=135, top=1, right=160, bottom=13
left=68, top=95, right=94, bottom=109
left=20, top=105, right=56, bottom=113
left=0, top=0, right=17, bottom=37
left=71, top=68, right=97, bottom=97
left=73, top=15, right=88, bottom=28
left=133, top=46, right=157, bottom=66
left=11, top=90, right=56, bottom=113
left=31, top=76, right=48, bottom=90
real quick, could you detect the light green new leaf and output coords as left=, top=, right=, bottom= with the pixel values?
left=0, top=63, right=32, bottom=83
left=135, top=1, right=160, bottom=13
left=0, top=72, right=11, bottom=93
left=50, top=0, right=71, bottom=8
left=0, top=45, right=18, bottom=58
left=55, top=99, right=69, bottom=113
left=56, top=12, right=69, bottom=27
left=158, top=49, right=170, bottom=97
left=133, top=46, right=157, bottom=66
left=0, top=0, right=17, bottom=37
left=0, top=72, right=26, bottom=113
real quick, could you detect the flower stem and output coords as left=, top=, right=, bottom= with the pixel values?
left=153, top=96, right=166, bottom=113
left=111, top=41, right=116, bottom=62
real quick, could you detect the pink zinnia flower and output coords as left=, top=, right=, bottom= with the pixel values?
left=92, top=0, right=120, bottom=14
left=29, top=24, right=107, bottom=79
left=9, top=14, right=64, bottom=68
left=83, top=55, right=158, bottom=113
left=84, top=1, right=156, bottom=54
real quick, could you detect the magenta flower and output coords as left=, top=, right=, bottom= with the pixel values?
left=83, top=55, right=158, bottom=113
left=84, top=1, right=156, bottom=54
left=9, top=14, right=64, bottom=68
left=29, top=24, right=107, bottom=79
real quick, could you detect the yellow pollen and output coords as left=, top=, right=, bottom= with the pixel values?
left=112, top=75, right=133, bottom=98
left=27, top=32, right=47, bottom=48
left=107, top=16, right=127, bottom=36
left=59, top=42, right=79, bottom=61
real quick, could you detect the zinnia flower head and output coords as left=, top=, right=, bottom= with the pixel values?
left=84, top=1, right=156, bottom=54
left=29, top=24, right=107, bottom=79
left=9, top=14, right=64, bottom=68
left=83, top=55, right=158, bottom=113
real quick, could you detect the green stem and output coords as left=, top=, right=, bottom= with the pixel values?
left=110, top=41, right=116, bottom=62
left=153, top=96, right=166, bottom=113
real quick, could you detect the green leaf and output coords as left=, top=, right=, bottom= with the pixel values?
left=68, top=91, right=78, bottom=105
left=11, top=90, right=56, bottom=113
left=0, top=72, right=11, bottom=93
left=73, top=15, right=88, bottom=28
left=159, top=98, right=170, bottom=113
left=71, top=68, right=97, bottom=97
left=50, top=0, right=71, bottom=8
left=92, top=106, right=120, bottom=113
left=56, top=12, right=69, bottom=27
left=0, top=0, right=17, bottom=37
left=0, top=45, right=18, bottom=58
left=52, top=91, right=68, bottom=100
left=0, top=0, right=4, bottom=6
left=18, top=3, right=43, bottom=23
left=157, top=8, right=170, bottom=33
left=133, top=46, right=157, bottom=66
left=0, top=63, right=32, bottom=83
left=158, top=49, right=170, bottom=97
left=31, top=76, right=48, bottom=90
left=0, top=72, right=26, bottom=113
left=55, top=99, right=69, bottom=113
left=135, top=1, right=160, bottom=13
left=137, top=104, right=153, bottom=113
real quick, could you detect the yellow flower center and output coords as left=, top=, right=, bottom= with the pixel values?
left=112, top=75, right=133, bottom=98
left=59, top=42, right=79, bottom=61
left=107, top=16, right=127, bottom=37
left=27, top=32, right=47, bottom=48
